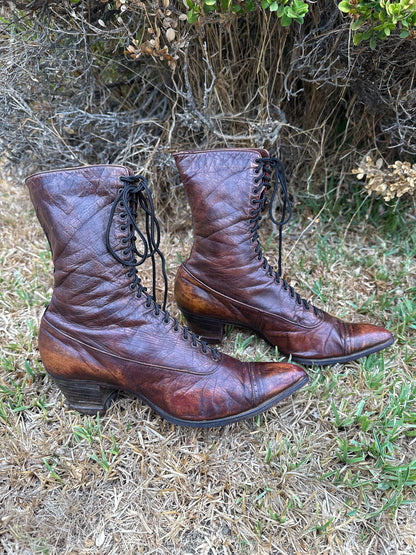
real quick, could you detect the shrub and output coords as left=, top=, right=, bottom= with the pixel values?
left=183, top=0, right=416, bottom=47
left=339, top=0, right=416, bottom=47
left=185, top=0, right=308, bottom=25
left=0, top=1, right=415, bottom=210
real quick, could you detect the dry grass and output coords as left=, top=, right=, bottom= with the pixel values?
left=1, top=169, right=416, bottom=554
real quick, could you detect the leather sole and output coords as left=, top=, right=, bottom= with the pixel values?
left=50, top=372, right=308, bottom=427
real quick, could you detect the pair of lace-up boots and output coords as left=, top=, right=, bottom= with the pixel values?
left=26, top=148, right=393, bottom=427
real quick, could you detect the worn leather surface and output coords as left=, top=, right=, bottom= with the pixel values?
left=26, top=165, right=307, bottom=423
left=174, top=148, right=393, bottom=364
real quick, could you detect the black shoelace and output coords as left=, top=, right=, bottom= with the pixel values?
left=106, top=174, right=217, bottom=359
left=251, top=157, right=318, bottom=315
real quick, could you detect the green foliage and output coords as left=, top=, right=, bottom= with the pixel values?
left=185, top=0, right=416, bottom=47
left=338, top=0, right=416, bottom=48
left=260, top=0, right=308, bottom=25
left=186, top=0, right=308, bottom=25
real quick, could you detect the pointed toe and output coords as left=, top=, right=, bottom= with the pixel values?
left=347, top=323, right=394, bottom=359
left=254, top=362, right=308, bottom=404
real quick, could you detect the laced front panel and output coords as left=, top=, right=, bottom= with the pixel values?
left=106, top=174, right=217, bottom=359
left=251, top=157, right=318, bottom=316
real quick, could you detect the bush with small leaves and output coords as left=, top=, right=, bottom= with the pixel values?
left=338, top=0, right=416, bottom=48
left=184, top=0, right=416, bottom=48
left=186, top=0, right=308, bottom=25
left=1, top=0, right=415, bottom=205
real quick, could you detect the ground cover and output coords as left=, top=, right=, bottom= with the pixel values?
left=0, top=170, right=415, bottom=554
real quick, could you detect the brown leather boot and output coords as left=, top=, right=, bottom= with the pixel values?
left=173, top=148, right=394, bottom=366
left=26, top=165, right=307, bottom=427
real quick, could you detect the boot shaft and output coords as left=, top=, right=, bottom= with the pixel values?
left=174, top=148, right=268, bottom=240
left=26, top=165, right=133, bottom=323
left=174, top=148, right=269, bottom=279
